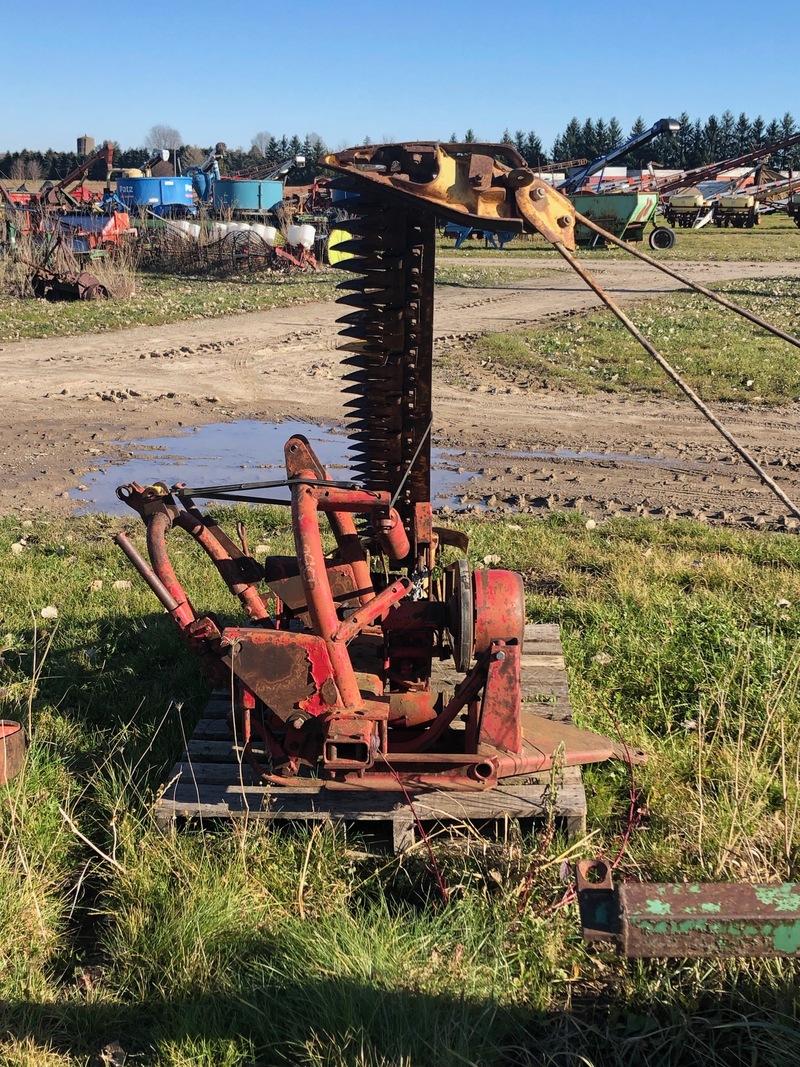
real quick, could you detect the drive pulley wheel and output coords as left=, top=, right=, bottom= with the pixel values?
left=649, top=226, right=676, bottom=250
left=444, top=559, right=473, bottom=672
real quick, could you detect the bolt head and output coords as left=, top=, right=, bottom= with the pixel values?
left=558, top=215, right=573, bottom=228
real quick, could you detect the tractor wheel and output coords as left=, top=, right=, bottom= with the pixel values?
left=649, top=226, right=676, bottom=251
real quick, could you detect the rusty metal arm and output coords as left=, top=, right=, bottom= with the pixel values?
left=325, top=141, right=800, bottom=519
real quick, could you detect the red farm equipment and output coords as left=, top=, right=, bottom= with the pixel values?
left=116, top=142, right=800, bottom=956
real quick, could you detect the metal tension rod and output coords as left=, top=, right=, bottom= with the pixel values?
left=551, top=239, right=800, bottom=520
left=575, top=211, right=800, bottom=352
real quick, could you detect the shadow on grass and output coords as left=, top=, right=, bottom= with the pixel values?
left=6, top=970, right=800, bottom=1067
left=4, top=972, right=528, bottom=1066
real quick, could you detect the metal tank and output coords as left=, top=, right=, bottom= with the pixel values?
left=116, top=176, right=195, bottom=217
left=213, top=179, right=283, bottom=214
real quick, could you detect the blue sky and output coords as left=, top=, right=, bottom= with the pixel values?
left=3, top=0, right=798, bottom=154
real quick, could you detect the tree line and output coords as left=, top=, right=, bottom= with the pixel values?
left=549, top=111, right=799, bottom=169
left=0, top=130, right=329, bottom=186
left=2, top=111, right=798, bottom=185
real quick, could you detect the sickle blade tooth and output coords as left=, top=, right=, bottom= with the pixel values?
left=333, top=202, right=434, bottom=508
left=340, top=345, right=390, bottom=359
left=336, top=292, right=400, bottom=311
left=336, top=274, right=404, bottom=294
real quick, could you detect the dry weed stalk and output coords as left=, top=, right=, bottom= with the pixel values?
left=696, top=639, right=800, bottom=881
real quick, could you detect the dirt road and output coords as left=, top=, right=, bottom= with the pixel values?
left=3, top=256, right=800, bottom=527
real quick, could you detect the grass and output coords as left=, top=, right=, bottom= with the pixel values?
left=458, top=275, right=800, bottom=404
left=437, top=212, right=800, bottom=262
left=2, top=507, right=800, bottom=1064
left=0, top=270, right=340, bottom=342
left=0, top=258, right=548, bottom=343
left=3, top=215, right=796, bottom=346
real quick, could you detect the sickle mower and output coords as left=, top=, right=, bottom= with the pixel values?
left=115, top=143, right=800, bottom=954
left=115, top=141, right=649, bottom=794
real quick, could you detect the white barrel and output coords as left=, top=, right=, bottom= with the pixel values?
left=263, top=225, right=277, bottom=247
left=287, top=223, right=303, bottom=247
left=297, top=223, right=315, bottom=250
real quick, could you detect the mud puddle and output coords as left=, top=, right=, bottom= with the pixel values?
left=460, top=444, right=696, bottom=471
left=71, top=420, right=480, bottom=513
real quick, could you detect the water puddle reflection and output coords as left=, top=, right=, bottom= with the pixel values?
left=72, top=420, right=480, bottom=513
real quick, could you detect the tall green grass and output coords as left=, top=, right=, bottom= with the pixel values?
left=1, top=510, right=800, bottom=1065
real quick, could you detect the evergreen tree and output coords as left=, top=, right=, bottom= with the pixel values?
left=691, top=118, right=704, bottom=167
left=765, top=118, right=780, bottom=141
left=580, top=118, right=596, bottom=158
left=624, top=116, right=647, bottom=166
left=735, top=112, right=752, bottom=154
left=595, top=118, right=609, bottom=154
left=555, top=117, right=582, bottom=161
left=523, top=132, right=546, bottom=167
left=764, top=118, right=781, bottom=162
left=702, top=114, right=721, bottom=162
left=607, top=117, right=623, bottom=150
left=719, top=110, right=736, bottom=159
left=779, top=112, right=798, bottom=168
left=463, top=129, right=477, bottom=143
left=666, top=112, right=692, bottom=168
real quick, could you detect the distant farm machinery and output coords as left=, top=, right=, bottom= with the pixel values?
left=136, top=215, right=319, bottom=273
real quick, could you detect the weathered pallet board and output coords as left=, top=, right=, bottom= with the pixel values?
left=154, top=622, right=586, bottom=848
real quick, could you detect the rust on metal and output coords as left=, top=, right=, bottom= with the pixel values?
left=115, top=140, right=649, bottom=794
left=324, top=142, right=576, bottom=250
left=577, top=860, right=800, bottom=957
left=0, top=721, right=26, bottom=784
left=31, top=267, right=109, bottom=301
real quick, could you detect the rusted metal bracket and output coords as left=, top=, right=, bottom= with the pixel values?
left=324, top=142, right=576, bottom=250
left=577, top=859, right=800, bottom=957
left=1, top=721, right=26, bottom=784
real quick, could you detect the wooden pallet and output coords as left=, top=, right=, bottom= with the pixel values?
left=154, top=623, right=586, bottom=849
